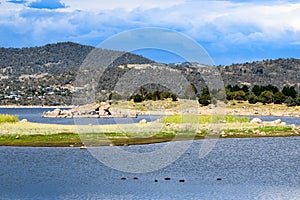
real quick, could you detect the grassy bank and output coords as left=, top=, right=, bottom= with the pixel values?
left=0, top=114, right=19, bottom=123
left=0, top=113, right=299, bottom=147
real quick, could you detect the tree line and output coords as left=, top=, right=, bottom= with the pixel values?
left=198, top=84, right=300, bottom=106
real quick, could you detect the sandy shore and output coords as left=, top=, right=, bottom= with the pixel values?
left=115, top=100, right=300, bottom=117
left=1, top=100, right=300, bottom=118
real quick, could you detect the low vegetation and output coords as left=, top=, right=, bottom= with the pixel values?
left=161, top=114, right=250, bottom=124
left=0, top=114, right=19, bottom=123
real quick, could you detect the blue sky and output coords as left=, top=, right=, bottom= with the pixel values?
left=1, top=0, right=300, bottom=65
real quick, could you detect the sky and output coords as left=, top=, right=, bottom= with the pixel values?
left=1, top=0, right=300, bottom=65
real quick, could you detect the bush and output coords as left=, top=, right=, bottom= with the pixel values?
left=170, top=93, right=178, bottom=101
left=160, top=91, right=171, bottom=100
left=198, top=94, right=211, bottom=106
left=282, top=86, right=297, bottom=98
left=259, top=91, right=274, bottom=104
left=273, top=92, right=286, bottom=104
left=285, top=96, right=296, bottom=107
left=248, top=92, right=258, bottom=104
left=144, top=93, right=153, bottom=100
left=296, top=95, right=300, bottom=106
left=0, top=114, right=19, bottom=123
left=131, top=94, right=143, bottom=103
left=231, top=90, right=247, bottom=101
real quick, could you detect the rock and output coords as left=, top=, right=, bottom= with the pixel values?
left=15, top=135, right=20, bottom=139
left=139, top=119, right=147, bottom=124
left=273, top=119, right=281, bottom=124
left=253, top=130, right=260, bottom=134
left=53, top=108, right=61, bottom=115
left=260, top=132, right=266, bottom=135
left=280, top=122, right=287, bottom=126
left=80, top=145, right=87, bottom=150
left=20, top=119, right=28, bottom=122
left=250, top=118, right=262, bottom=124
left=291, top=124, right=296, bottom=129
left=220, top=131, right=227, bottom=137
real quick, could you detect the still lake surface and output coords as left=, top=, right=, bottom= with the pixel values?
left=0, top=108, right=163, bottom=125
left=0, top=107, right=300, bottom=125
left=0, top=108, right=300, bottom=199
left=1, top=137, right=300, bottom=199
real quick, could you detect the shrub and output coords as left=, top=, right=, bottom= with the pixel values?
left=171, top=93, right=178, bottom=101
left=296, top=95, right=300, bottom=106
left=198, top=94, right=211, bottom=106
left=231, top=90, right=247, bottom=101
left=131, top=94, right=143, bottom=103
left=273, top=92, right=286, bottom=104
left=259, top=91, right=274, bottom=104
left=285, top=96, right=296, bottom=107
left=248, top=92, right=258, bottom=104
left=282, top=86, right=297, bottom=98
left=0, top=114, right=19, bottom=123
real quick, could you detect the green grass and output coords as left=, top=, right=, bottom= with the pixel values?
left=0, top=133, right=82, bottom=147
left=161, top=114, right=250, bottom=124
left=255, top=126, right=293, bottom=132
left=0, top=114, right=19, bottom=123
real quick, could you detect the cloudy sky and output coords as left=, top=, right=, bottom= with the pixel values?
left=1, top=0, right=300, bottom=65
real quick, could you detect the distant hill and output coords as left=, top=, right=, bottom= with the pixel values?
left=0, top=42, right=299, bottom=105
left=0, top=42, right=154, bottom=105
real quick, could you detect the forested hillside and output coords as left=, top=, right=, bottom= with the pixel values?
left=0, top=42, right=299, bottom=105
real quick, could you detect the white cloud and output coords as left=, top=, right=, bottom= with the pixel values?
left=1, top=0, right=300, bottom=63
left=62, top=0, right=185, bottom=12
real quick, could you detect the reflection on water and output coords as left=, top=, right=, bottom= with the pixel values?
left=0, top=137, right=299, bottom=199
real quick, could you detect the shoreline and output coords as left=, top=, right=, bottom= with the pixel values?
left=0, top=133, right=299, bottom=148
left=1, top=100, right=300, bottom=118
left=0, top=118, right=299, bottom=147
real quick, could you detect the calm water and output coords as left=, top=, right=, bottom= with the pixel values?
left=0, top=137, right=300, bottom=199
left=0, top=108, right=299, bottom=125
left=0, top=108, right=300, bottom=199
left=0, top=108, right=163, bottom=125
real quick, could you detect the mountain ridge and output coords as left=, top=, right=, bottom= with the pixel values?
left=0, top=42, right=299, bottom=105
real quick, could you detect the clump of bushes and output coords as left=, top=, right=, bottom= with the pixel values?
left=0, top=114, right=19, bottom=123
left=130, top=88, right=178, bottom=103
left=198, top=84, right=300, bottom=107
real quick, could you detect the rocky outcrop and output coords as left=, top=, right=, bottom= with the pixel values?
left=250, top=117, right=287, bottom=126
left=42, top=102, right=138, bottom=118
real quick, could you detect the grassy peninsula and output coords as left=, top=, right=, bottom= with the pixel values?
left=0, top=107, right=299, bottom=147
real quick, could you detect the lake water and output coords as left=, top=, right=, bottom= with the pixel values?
left=0, top=108, right=300, bottom=199
left=0, top=108, right=163, bottom=125
left=0, top=137, right=300, bottom=199
left=0, top=108, right=299, bottom=125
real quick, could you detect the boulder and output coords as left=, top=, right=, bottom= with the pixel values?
left=139, top=119, right=147, bottom=124
left=250, top=118, right=262, bottom=124
left=273, top=119, right=281, bottom=124
left=280, top=122, right=287, bottom=126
